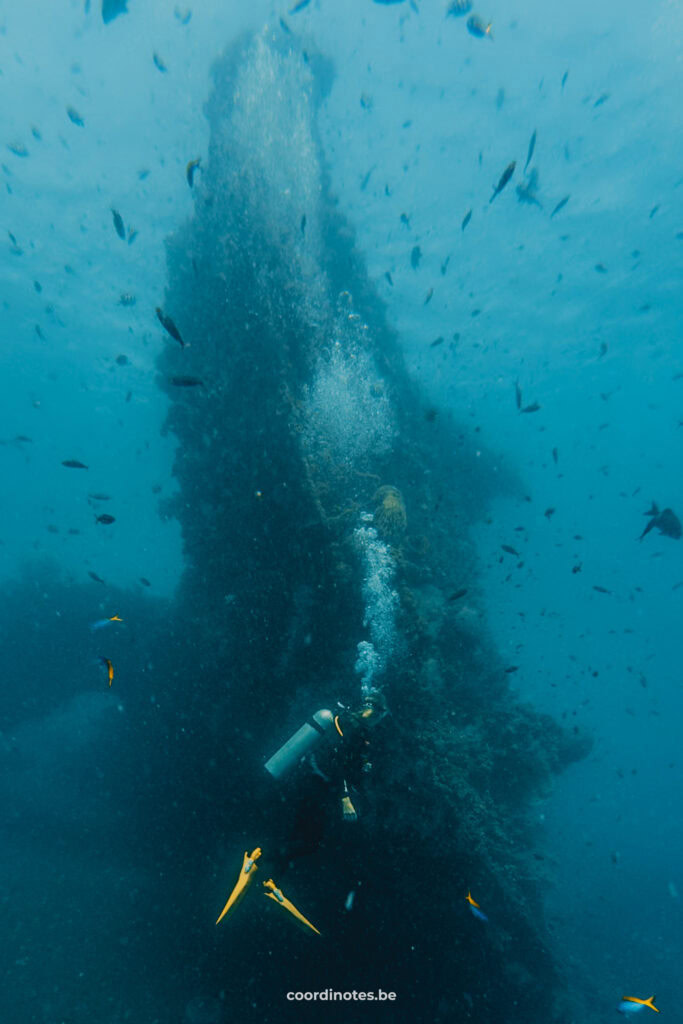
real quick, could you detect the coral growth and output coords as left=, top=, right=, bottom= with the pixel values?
left=372, top=485, right=407, bottom=542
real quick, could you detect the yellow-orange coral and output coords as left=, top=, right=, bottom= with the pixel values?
left=372, top=485, right=407, bottom=541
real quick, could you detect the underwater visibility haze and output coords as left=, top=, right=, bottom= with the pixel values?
left=1, top=0, right=682, bottom=1022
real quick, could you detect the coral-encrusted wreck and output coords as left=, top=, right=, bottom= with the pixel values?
left=157, top=28, right=591, bottom=1024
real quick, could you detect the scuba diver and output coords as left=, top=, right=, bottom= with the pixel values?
left=215, top=690, right=388, bottom=935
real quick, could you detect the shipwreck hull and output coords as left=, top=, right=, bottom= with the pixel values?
left=156, top=28, right=591, bottom=1023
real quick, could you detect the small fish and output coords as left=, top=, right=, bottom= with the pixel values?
left=411, top=245, right=422, bottom=269
left=515, top=380, right=522, bottom=409
left=186, top=158, right=201, bottom=188
left=561, top=70, right=569, bottom=90
left=524, top=130, right=536, bottom=172
left=95, top=514, right=116, bottom=525
left=504, top=666, right=519, bottom=674
left=35, top=325, right=45, bottom=340
left=174, top=7, right=192, bottom=23
left=279, top=16, right=291, bottom=33
left=466, top=891, right=488, bottom=922
left=127, top=227, right=138, bottom=245
left=111, top=209, right=126, bottom=240
left=139, top=577, right=151, bottom=587
left=31, top=126, right=42, bottom=140
left=90, top=615, right=123, bottom=632
left=490, top=161, right=515, bottom=203
left=649, top=204, right=659, bottom=219
left=592, top=585, right=611, bottom=594
left=501, top=545, right=519, bottom=556
left=448, top=588, right=468, bottom=601
left=34, top=280, right=42, bottom=292
left=617, top=996, right=659, bottom=1015
left=156, top=307, right=185, bottom=347
left=446, top=0, right=472, bottom=14
left=99, top=656, right=114, bottom=687
left=289, top=0, right=311, bottom=11
left=360, top=166, right=375, bottom=191
left=593, top=93, right=610, bottom=108
left=521, top=402, right=541, bottom=413
left=300, top=214, right=307, bottom=236
left=441, top=255, right=450, bottom=276
left=639, top=504, right=681, bottom=541
left=360, top=93, right=373, bottom=110
left=461, top=208, right=472, bottom=231
left=88, top=571, right=106, bottom=584
left=153, top=53, right=168, bottom=73
left=424, top=287, right=433, bottom=305
left=384, top=271, right=394, bottom=287
left=119, top=293, right=136, bottom=307
left=595, top=263, right=608, bottom=274
left=430, top=336, right=445, bottom=348
left=400, top=212, right=411, bottom=228
left=62, top=459, right=88, bottom=469
left=544, top=507, right=555, bottom=519
left=15, top=435, right=32, bottom=443
left=170, top=376, right=204, bottom=388
left=516, top=168, right=542, bottom=208
left=552, top=447, right=558, bottom=464
left=88, top=493, right=111, bottom=501
left=102, top=0, right=128, bottom=23
left=7, top=142, right=29, bottom=158
left=66, top=106, right=85, bottom=127
left=466, top=15, right=493, bottom=39
left=550, top=195, right=570, bottom=218
left=344, top=890, right=355, bottom=912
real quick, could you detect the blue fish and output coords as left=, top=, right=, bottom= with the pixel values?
left=617, top=996, right=659, bottom=1015
left=466, top=891, right=488, bottom=922
left=89, top=615, right=123, bottom=633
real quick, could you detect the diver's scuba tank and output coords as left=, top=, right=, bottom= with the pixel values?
left=264, top=709, right=338, bottom=780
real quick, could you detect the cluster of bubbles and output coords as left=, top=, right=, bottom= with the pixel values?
left=302, top=293, right=395, bottom=467
left=353, top=522, right=399, bottom=696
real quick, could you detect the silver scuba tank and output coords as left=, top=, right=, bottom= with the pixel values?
left=264, top=709, right=338, bottom=780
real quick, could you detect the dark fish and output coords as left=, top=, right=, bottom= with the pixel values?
left=467, top=14, right=492, bottom=38
left=360, top=166, right=375, bottom=191
left=552, top=447, right=558, bottom=464
left=95, top=514, right=116, bottom=525
left=300, top=214, right=307, bottom=236
left=501, top=545, right=519, bottom=556
left=544, top=507, right=555, bottom=519
left=524, top=130, right=536, bottom=172
left=34, top=280, right=42, bottom=292
left=515, top=380, right=522, bottom=409
left=111, top=208, right=126, bottom=240
left=385, top=271, right=394, bottom=286
left=446, top=0, right=472, bottom=14
left=35, top=325, right=45, bottom=341
left=156, top=307, right=185, bottom=347
left=561, top=70, right=569, bottom=90
left=521, top=402, right=541, bottom=413
left=279, top=16, right=291, bottom=33
left=66, top=106, right=85, bottom=127
left=592, top=585, right=611, bottom=594
left=639, top=504, right=682, bottom=541
left=649, top=204, right=659, bottom=219
left=174, top=7, right=192, bottom=25
left=400, top=213, right=411, bottom=228
left=115, top=354, right=129, bottom=366
left=504, top=666, right=519, bottom=674
left=593, top=93, right=610, bottom=108
left=289, top=0, right=311, bottom=10
left=153, top=53, right=168, bottom=73
left=461, top=209, right=472, bottom=231
left=495, top=88, right=505, bottom=110
left=490, top=161, right=515, bottom=203
left=139, top=577, right=152, bottom=587
left=424, top=287, right=433, bottom=305
left=127, top=227, right=138, bottom=245
left=440, top=255, right=450, bottom=276
left=516, top=168, right=542, bottom=207
left=595, top=264, right=607, bottom=274
left=410, top=245, right=422, bottom=269
left=88, top=571, right=106, bottom=584
left=550, top=195, right=570, bottom=218
left=430, top=336, right=444, bottom=348
left=88, top=493, right=111, bottom=500
left=186, top=158, right=201, bottom=188
left=7, top=142, right=29, bottom=158
left=448, top=588, right=468, bottom=601
left=15, top=435, right=32, bottom=443
left=119, top=293, right=136, bottom=307
left=102, top=0, right=128, bottom=23
left=62, top=459, right=88, bottom=469
left=170, top=376, right=204, bottom=388
left=31, top=126, right=42, bottom=141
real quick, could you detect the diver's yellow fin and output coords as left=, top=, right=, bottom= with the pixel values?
left=263, top=878, right=321, bottom=936
left=644, top=997, right=659, bottom=1013
left=216, top=847, right=262, bottom=925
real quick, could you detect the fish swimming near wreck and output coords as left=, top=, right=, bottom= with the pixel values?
left=102, top=0, right=128, bottom=23
left=639, top=503, right=681, bottom=541
left=490, top=161, right=515, bottom=202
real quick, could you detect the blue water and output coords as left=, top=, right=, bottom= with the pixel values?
left=1, top=1, right=681, bottom=1021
